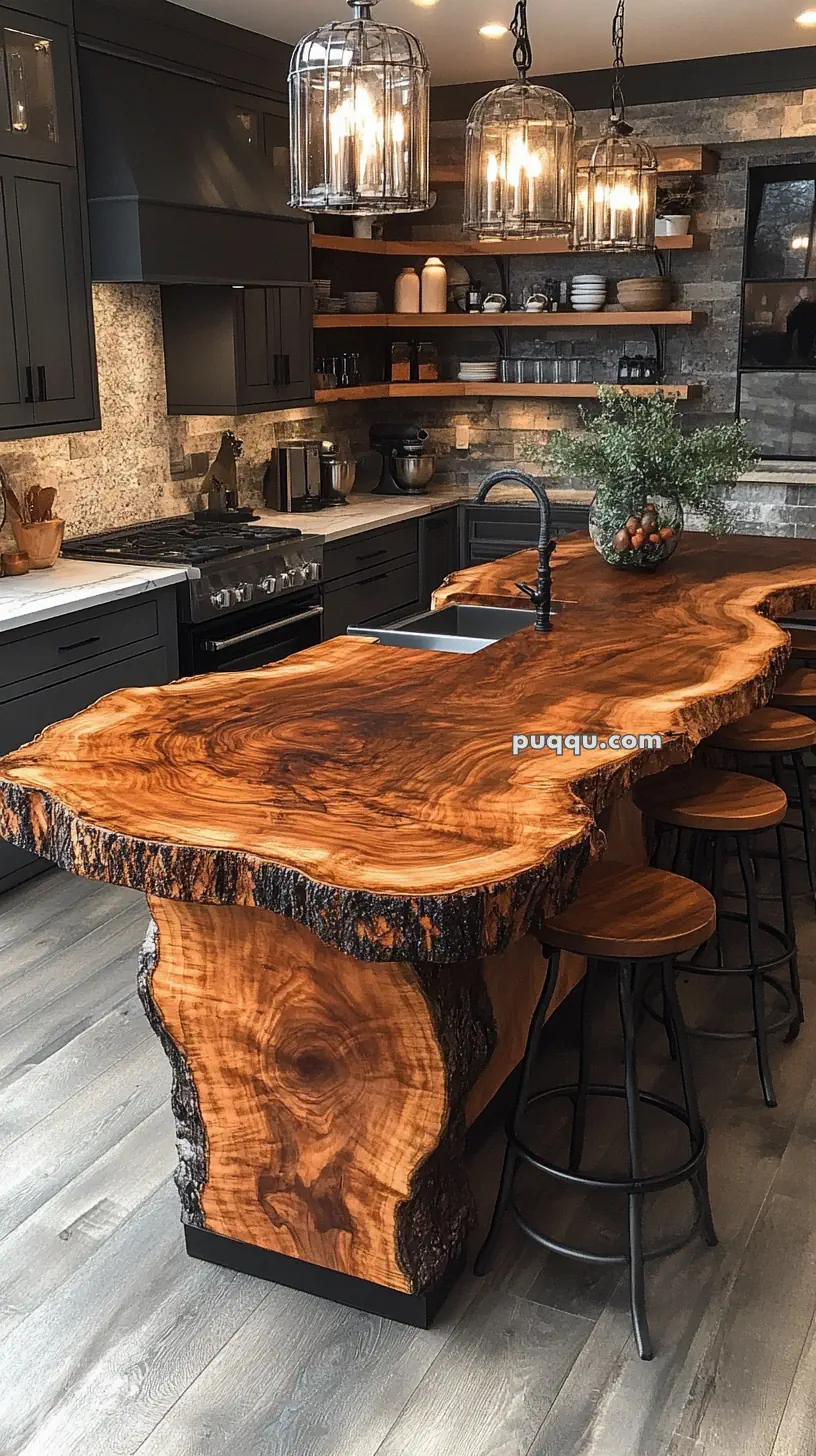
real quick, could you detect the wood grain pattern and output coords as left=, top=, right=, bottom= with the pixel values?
left=709, top=706, right=816, bottom=753
left=139, top=896, right=499, bottom=1294
left=2, top=534, right=815, bottom=965
left=773, top=666, right=816, bottom=708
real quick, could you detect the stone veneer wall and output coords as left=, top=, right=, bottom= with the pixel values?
left=3, top=88, right=816, bottom=543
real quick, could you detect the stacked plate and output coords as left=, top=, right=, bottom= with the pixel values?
left=316, top=296, right=347, bottom=314
left=344, top=290, right=382, bottom=314
left=458, top=360, right=499, bottom=383
left=570, top=274, right=607, bottom=313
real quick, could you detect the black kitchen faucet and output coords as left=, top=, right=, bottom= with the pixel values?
left=474, top=470, right=557, bottom=632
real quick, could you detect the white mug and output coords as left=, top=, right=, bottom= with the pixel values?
left=482, top=293, right=507, bottom=313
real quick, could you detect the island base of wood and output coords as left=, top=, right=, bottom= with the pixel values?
left=184, top=1225, right=464, bottom=1329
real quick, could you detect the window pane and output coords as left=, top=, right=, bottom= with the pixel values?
left=747, top=177, right=815, bottom=280
left=2, top=29, right=58, bottom=145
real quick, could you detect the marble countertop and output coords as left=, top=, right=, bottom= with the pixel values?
left=0, top=559, right=188, bottom=635
left=0, top=487, right=593, bottom=633
left=254, top=484, right=593, bottom=543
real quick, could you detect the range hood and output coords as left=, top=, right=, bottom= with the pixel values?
left=78, top=48, right=309, bottom=285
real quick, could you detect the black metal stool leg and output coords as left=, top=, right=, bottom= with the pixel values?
left=712, top=834, right=727, bottom=969
left=569, top=961, right=593, bottom=1171
left=776, top=822, right=804, bottom=1035
left=792, top=752, right=816, bottom=911
left=736, top=834, right=777, bottom=1108
left=618, top=960, right=653, bottom=1361
left=661, top=959, right=718, bottom=1248
left=474, top=952, right=561, bottom=1276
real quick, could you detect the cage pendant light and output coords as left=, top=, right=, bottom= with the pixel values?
left=289, top=0, right=430, bottom=214
left=464, top=0, right=575, bottom=239
left=573, top=0, right=657, bottom=251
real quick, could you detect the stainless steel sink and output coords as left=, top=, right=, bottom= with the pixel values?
left=347, top=603, right=554, bottom=654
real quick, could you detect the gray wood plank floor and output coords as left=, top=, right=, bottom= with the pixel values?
left=2, top=865, right=816, bottom=1456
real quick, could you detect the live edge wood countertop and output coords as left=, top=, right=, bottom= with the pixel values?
left=1, top=533, right=815, bottom=966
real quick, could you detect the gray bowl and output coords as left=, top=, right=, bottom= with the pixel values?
left=393, top=455, right=435, bottom=489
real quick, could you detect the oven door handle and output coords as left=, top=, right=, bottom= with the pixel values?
left=201, top=605, right=324, bottom=653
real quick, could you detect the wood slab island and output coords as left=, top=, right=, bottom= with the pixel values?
left=1, top=532, right=815, bottom=1325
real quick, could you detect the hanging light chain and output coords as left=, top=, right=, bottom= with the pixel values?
left=510, top=0, right=533, bottom=82
left=610, top=0, right=633, bottom=133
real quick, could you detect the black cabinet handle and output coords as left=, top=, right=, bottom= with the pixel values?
left=271, top=354, right=280, bottom=388
left=24, top=366, right=34, bottom=404
left=356, top=547, right=388, bottom=564
left=58, top=635, right=101, bottom=652
left=281, top=354, right=291, bottom=386
left=37, top=365, right=47, bottom=402
left=358, top=571, right=389, bottom=587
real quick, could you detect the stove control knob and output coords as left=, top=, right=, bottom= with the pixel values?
left=279, top=570, right=294, bottom=589
left=210, top=589, right=231, bottom=610
left=306, top=561, right=321, bottom=582
left=233, top=584, right=253, bottom=604
left=260, top=575, right=278, bottom=595
left=292, top=565, right=308, bottom=586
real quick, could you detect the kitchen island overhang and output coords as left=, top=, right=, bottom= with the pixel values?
left=1, top=532, right=814, bottom=1326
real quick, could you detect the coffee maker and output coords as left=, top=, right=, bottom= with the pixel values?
left=264, top=441, right=324, bottom=512
left=370, top=424, right=435, bottom=497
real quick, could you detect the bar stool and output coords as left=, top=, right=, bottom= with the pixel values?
left=634, top=766, right=798, bottom=1108
left=708, top=706, right=816, bottom=911
left=474, top=861, right=718, bottom=1362
left=787, top=628, right=816, bottom=665
left=774, top=666, right=816, bottom=714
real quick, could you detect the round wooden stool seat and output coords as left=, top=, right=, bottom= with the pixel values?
left=788, top=628, right=816, bottom=662
left=633, top=765, right=788, bottom=834
left=539, top=861, right=716, bottom=960
left=708, top=706, right=816, bottom=754
left=773, top=667, right=816, bottom=710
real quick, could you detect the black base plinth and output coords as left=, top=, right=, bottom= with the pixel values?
left=184, top=1226, right=463, bottom=1329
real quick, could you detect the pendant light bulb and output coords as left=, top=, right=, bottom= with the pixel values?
left=289, top=0, right=430, bottom=214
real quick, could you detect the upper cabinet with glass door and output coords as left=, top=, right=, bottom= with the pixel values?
left=0, top=6, right=75, bottom=166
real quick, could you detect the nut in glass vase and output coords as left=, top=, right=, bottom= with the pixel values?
left=589, top=489, right=684, bottom=570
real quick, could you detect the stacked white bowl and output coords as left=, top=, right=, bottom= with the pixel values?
left=570, top=274, right=607, bottom=313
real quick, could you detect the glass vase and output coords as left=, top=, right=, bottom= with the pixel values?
left=589, top=489, right=683, bottom=570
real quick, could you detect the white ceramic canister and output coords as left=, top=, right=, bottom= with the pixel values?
left=394, top=266, right=421, bottom=313
left=421, top=256, right=448, bottom=314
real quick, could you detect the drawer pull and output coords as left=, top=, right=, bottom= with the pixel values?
left=358, top=571, right=389, bottom=588
left=58, top=635, right=102, bottom=652
left=356, top=547, right=388, bottom=564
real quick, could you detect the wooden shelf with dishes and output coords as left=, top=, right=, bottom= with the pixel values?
left=313, top=382, right=703, bottom=402
left=311, top=232, right=705, bottom=256
left=313, top=310, right=704, bottom=329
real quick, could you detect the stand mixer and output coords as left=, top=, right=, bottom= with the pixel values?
left=370, top=424, right=435, bottom=497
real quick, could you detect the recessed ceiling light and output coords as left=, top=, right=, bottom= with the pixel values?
left=410, top=0, right=440, bottom=7
left=480, top=22, right=508, bottom=38
left=796, top=9, right=816, bottom=24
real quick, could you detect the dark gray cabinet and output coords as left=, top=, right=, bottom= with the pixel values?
left=0, top=3, right=97, bottom=439
left=162, top=283, right=314, bottom=414
left=0, top=589, right=179, bottom=895
left=0, top=4, right=76, bottom=166
left=323, top=520, right=420, bottom=640
left=420, top=507, right=459, bottom=607
left=461, top=502, right=590, bottom=567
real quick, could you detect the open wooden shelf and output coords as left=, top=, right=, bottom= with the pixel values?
left=429, top=145, right=718, bottom=185
left=314, top=310, right=703, bottom=329
left=313, top=382, right=702, bottom=403
left=311, top=232, right=703, bottom=256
